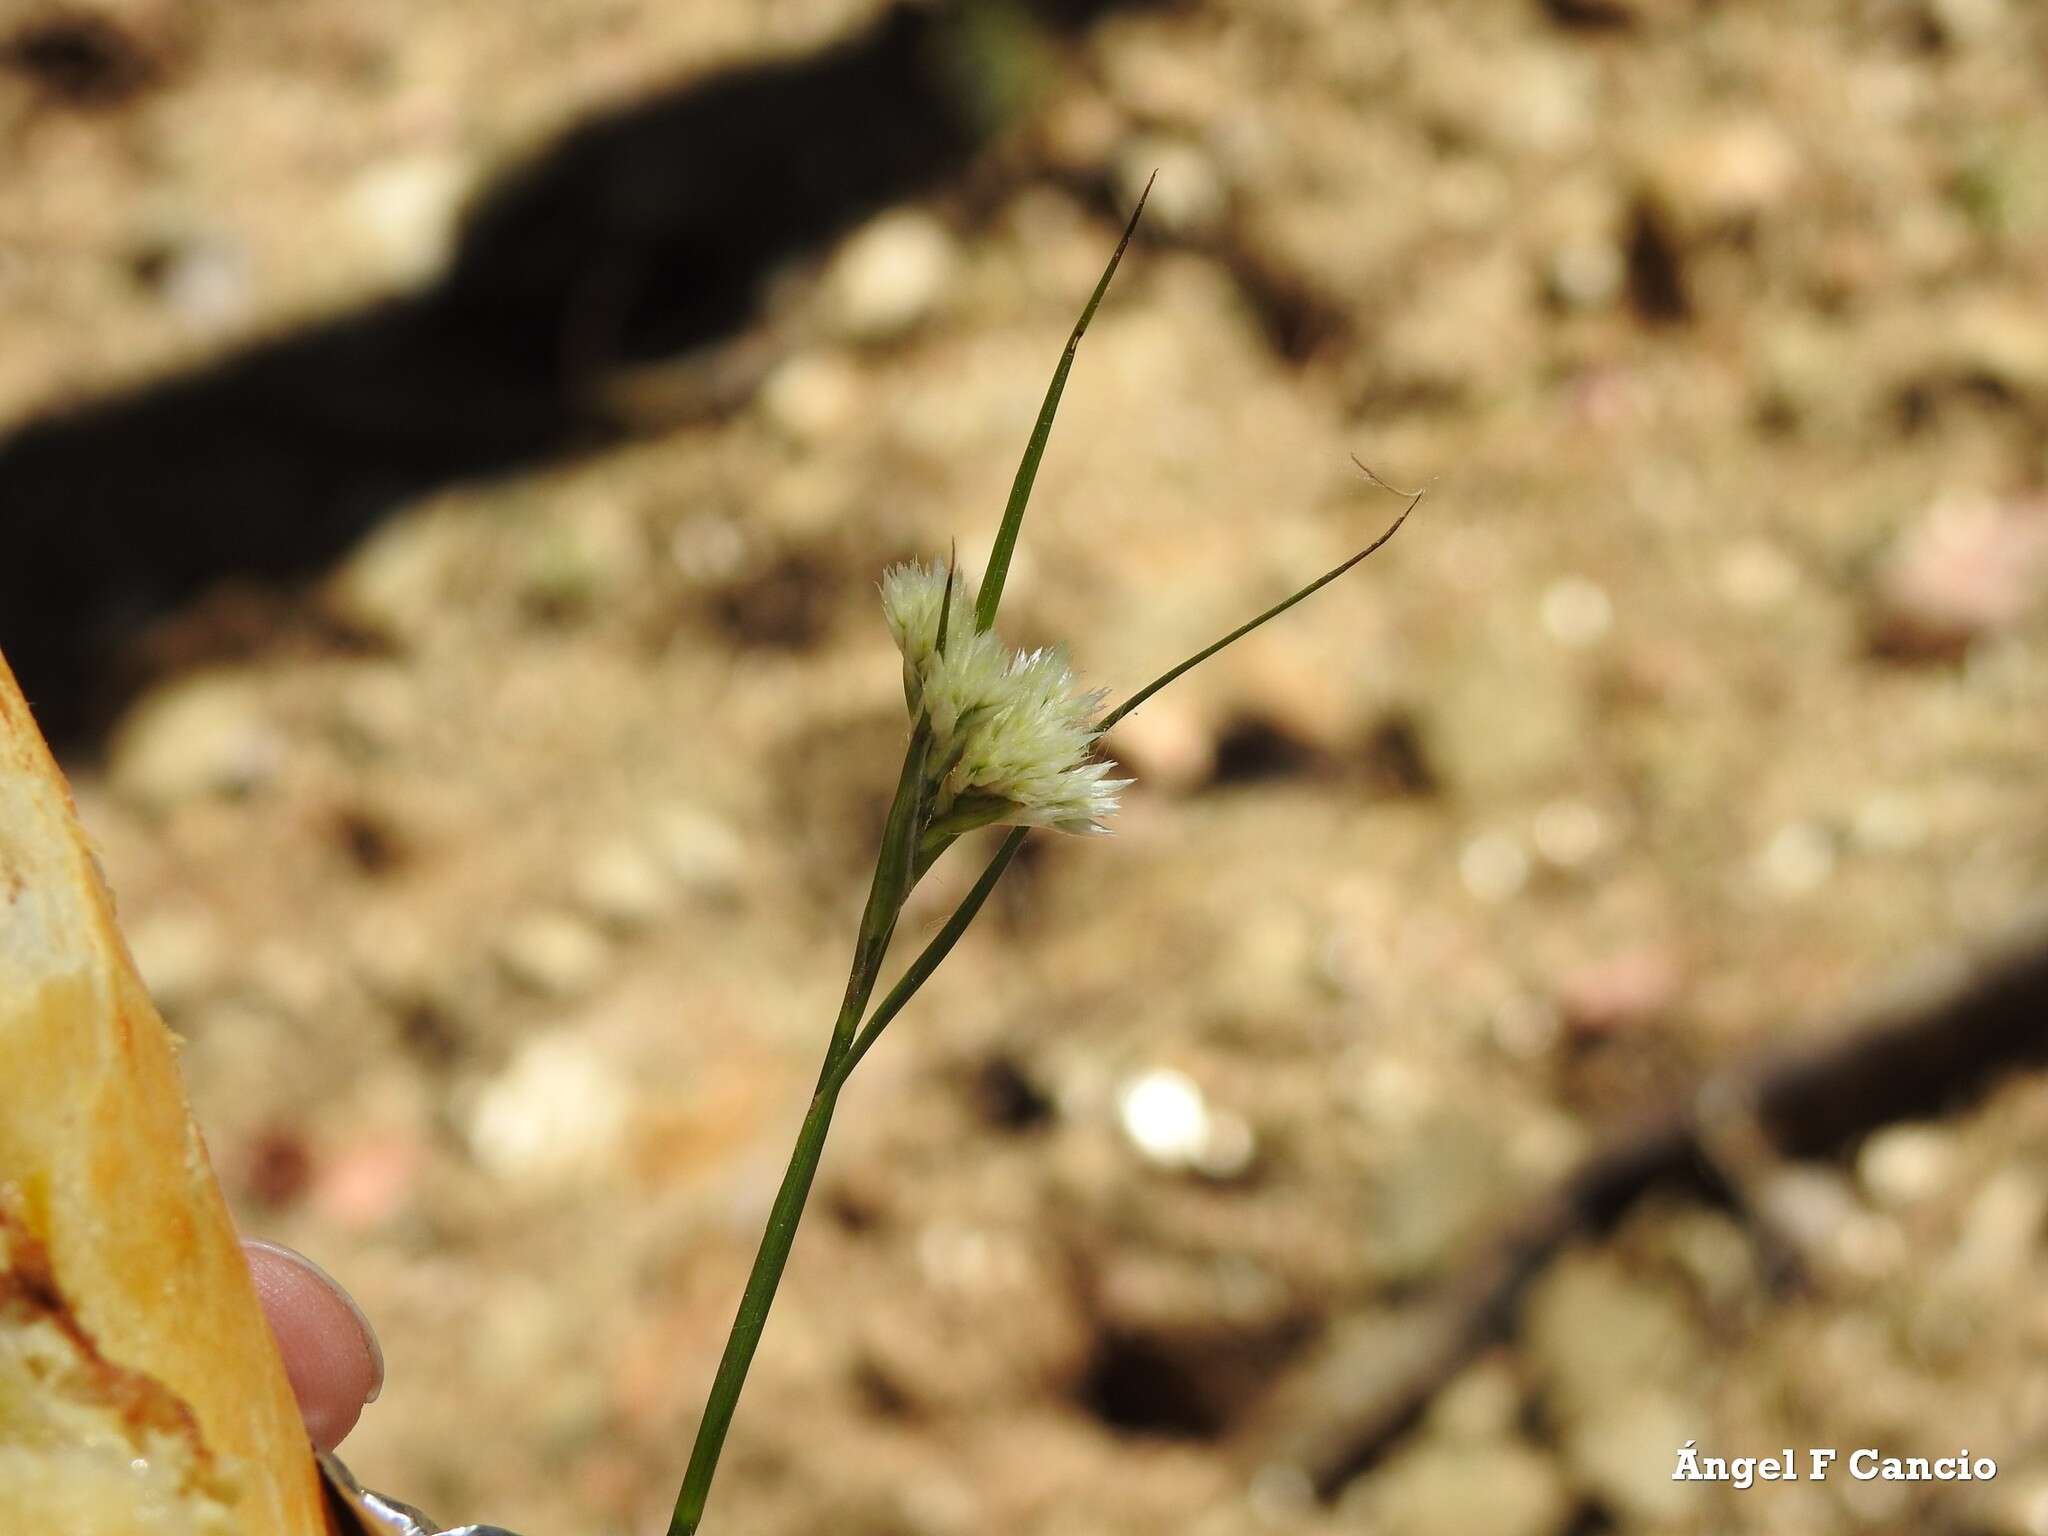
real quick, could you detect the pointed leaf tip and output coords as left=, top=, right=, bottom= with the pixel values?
left=1100, top=482, right=1421, bottom=733
left=974, top=186, right=1152, bottom=633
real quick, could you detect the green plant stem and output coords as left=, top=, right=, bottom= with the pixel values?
left=821, top=721, right=932, bottom=1076
left=667, top=1068, right=845, bottom=1536
left=673, top=708, right=939, bottom=1533
left=679, top=827, right=1022, bottom=1536
left=833, top=826, right=1029, bottom=1085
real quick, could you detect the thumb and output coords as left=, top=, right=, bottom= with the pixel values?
left=242, top=1239, right=384, bottom=1451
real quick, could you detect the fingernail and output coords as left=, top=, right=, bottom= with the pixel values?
left=245, top=1239, right=385, bottom=1403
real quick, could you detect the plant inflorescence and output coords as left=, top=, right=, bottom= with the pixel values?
left=668, top=184, right=1417, bottom=1535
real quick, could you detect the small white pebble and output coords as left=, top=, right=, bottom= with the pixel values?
left=1531, top=798, right=1607, bottom=868
left=1546, top=238, right=1624, bottom=310
left=347, top=153, right=473, bottom=288
left=1757, top=1165, right=1859, bottom=1256
left=1460, top=830, right=1530, bottom=902
left=155, top=237, right=249, bottom=331
left=824, top=209, right=957, bottom=341
left=1757, top=820, right=1835, bottom=897
left=1540, top=575, right=1613, bottom=647
left=1858, top=1123, right=1957, bottom=1208
left=1116, top=135, right=1228, bottom=239
left=110, top=676, right=284, bottom=808
left=496, top=911, right=610, bottom=998
left=466, top=1034, right=628, bottom=1183
left=571, top=841, right=673, bottom=931
left=1117, top=1068, right=1210, bottom=1168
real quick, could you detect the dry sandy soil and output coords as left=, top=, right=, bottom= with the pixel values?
left=4, top=1, right=2047, bottom=1533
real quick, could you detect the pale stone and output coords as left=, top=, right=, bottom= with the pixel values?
left=1545, top=237, right=1624, bottom=310
left=570, top=840, right=673, bottom=932
left=496, top=910, right=610, bottom=998
left=823, top=209, right=958, bottom=341
left=110, top=674, right=282, bottom=809
left=348, top=152, right=475, bottom=289
left=1858, top=1123, right=1959, bottom=1208
left=1116, top=135, right=1227, bottom=240
left=466, top=1034, right=628, bottom=1183
left=1114, top=1068, right=1256, bottom=1179
left=1643, top=118, right=1802, bottom=239
left=1460, top=831, right=1530, bottom=903
left=1540, top=575, right=1613, bottom=647
left=329, top=516, right=451, bottom=649
left=129, top=909, right=227, bottom=1012
left=1757, top=820, right=1835, bottom=897
left=1531, top=798, right=1607, bottom=868
left=151, top=234, right=249, bottom=331
left=1117, top=1068, right=1209, bottom=1167
left=1760, top=1164, right=1861, bottom=1262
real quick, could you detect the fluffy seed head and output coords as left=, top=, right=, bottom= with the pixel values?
left=881, top=561, right=1129, bottom=834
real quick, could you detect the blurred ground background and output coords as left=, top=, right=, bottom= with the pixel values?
left=4, top=1, right=2048, bottom=1532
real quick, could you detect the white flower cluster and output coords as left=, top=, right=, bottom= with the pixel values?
left=881, top=561, right=1129, bottom=835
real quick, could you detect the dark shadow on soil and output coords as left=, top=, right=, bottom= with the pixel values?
left=0, top=0, right=1159, bottom=745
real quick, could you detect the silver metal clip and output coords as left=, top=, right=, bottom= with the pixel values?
left=317, top=1449, right=528, bottom=1536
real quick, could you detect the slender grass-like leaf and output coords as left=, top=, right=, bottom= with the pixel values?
left=974, top=176, right=1152, bottom=633
left=1099, top=487, right=1422, bottom=733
